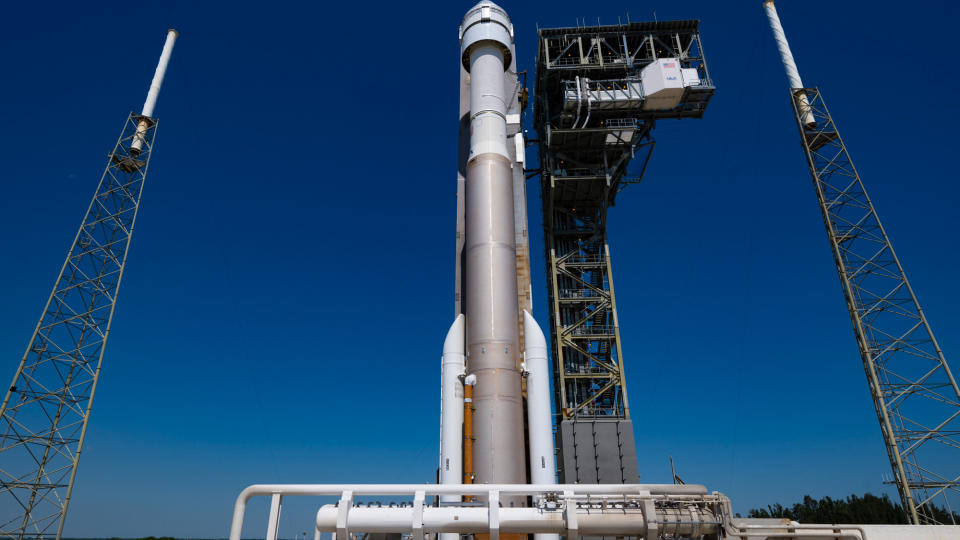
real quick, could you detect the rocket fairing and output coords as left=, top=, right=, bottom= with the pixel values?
left=439, top=1, right=556, bottom=514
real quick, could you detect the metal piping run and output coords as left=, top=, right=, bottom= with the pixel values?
left=229, top=483, right=712, bottom=540
left=315, top=504, right=719, bottom=538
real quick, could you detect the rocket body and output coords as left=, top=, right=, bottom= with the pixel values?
left=459, top=2, right=527, bottom=498
left=439, top=3, right=554, bottom=512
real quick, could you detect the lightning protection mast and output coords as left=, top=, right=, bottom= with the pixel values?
left=763, top=1, right=960, bottom=525
left=0, top=30, right=178, bottom=540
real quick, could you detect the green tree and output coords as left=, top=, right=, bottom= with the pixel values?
left=747, top=493, right=959, bottom=524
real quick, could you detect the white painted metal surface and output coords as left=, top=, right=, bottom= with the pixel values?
left=681, top=68, right=700, bottom=87
left=230, top=483, right=960, bottom=540
left=141, top=29, right=178, bottom=118
left=315, top=503, right=717, bottom=537
left=640, top=58, right=685, bottom=111
left=131, top=29, right=178, bottom=154
left=522, top=311, right=559, bottom=540
left=726, top=519, right=960, bottom=539
left=438, top=315, right=465, bottom=540
left=229, top=483, right=711, bottom=540
left=762, top=1, right=803, bottom=90
left=762, top=1, right=815, bottom=126
left=522, top=311, right=555, bottom=488
left=439, top=315, right=465, bottom=497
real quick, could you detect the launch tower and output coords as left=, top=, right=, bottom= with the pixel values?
left=533, top=21, right=713, bottom=484
left=0, top=30, right=178, bottom=540
left=763, top=0, right=960, bottom=524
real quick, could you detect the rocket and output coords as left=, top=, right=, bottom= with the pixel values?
left=439, top=0, right=557, bottom=527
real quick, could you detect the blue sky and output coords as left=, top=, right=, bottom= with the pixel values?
left=1, top=0, right=959, bottom=537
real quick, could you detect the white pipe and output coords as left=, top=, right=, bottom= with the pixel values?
left=762, top=1, right=802, bottom=90
left=266, top=494, right=282, bottom=540
left=315, top=503, right=721, bottom=537
left=573, top=76, right=583, bottom=128
left=439, top=315, right=465, bottom=513
left=762, top=1, right=815, bottom=127
left=141, top=29, right=179, bottom=118
left=230, top=483, right=710, bottom=540
left=523, top=311, right=559, bottom=540
left=131, top=29, right=178, bottom=155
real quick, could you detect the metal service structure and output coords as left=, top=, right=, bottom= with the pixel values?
left=533, top=20, right=713, bottom=484
left=0, top=30, right=178, bottom=540
left=763, top=1, right=960, bottom=525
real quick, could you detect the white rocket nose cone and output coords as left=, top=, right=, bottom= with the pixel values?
left=459, top=0, right=514, bottom=69
left=462, top=0, right=512, bottom=25
left=472, top=0, right=504, bottom=11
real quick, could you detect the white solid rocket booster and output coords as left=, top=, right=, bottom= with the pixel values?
left=439, top=314, right=465, bottom=499
left=523, top=311, right=559, bottom=540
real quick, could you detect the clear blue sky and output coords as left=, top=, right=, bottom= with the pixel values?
left=1, top=0, right=958, bottom=537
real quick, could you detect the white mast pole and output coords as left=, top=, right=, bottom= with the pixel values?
left=141, top=29, right=178, bottom=118
left=762, top=1, right=815, bottom=127
left=131, top=29, right=178, bottom=155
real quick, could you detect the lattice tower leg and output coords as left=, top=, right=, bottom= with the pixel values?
left=792, top=88, right=960, bottom=525
left=0, top=113, right=156, bottom=539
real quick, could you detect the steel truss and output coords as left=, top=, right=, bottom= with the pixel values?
left=0, top=113, right=157, bottom=539
left=535, top=21, right=713, bottom=483
left=792, top=88, right=960, bottom=524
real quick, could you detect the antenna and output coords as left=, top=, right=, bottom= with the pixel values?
left=763, top=0, right=960, bottom=523
left=0, top=29, right=179, bottom=540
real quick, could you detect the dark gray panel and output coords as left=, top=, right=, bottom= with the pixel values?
left=617, top=419, right=640, bottom=483
left=558, top=419, right=638, bottom=484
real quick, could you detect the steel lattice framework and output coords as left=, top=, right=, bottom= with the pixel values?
left=792, top=88, right=960, bottom=524
left=0, top=113, right=156, bottom=539
left=534, top=20, right=713, bottom=483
